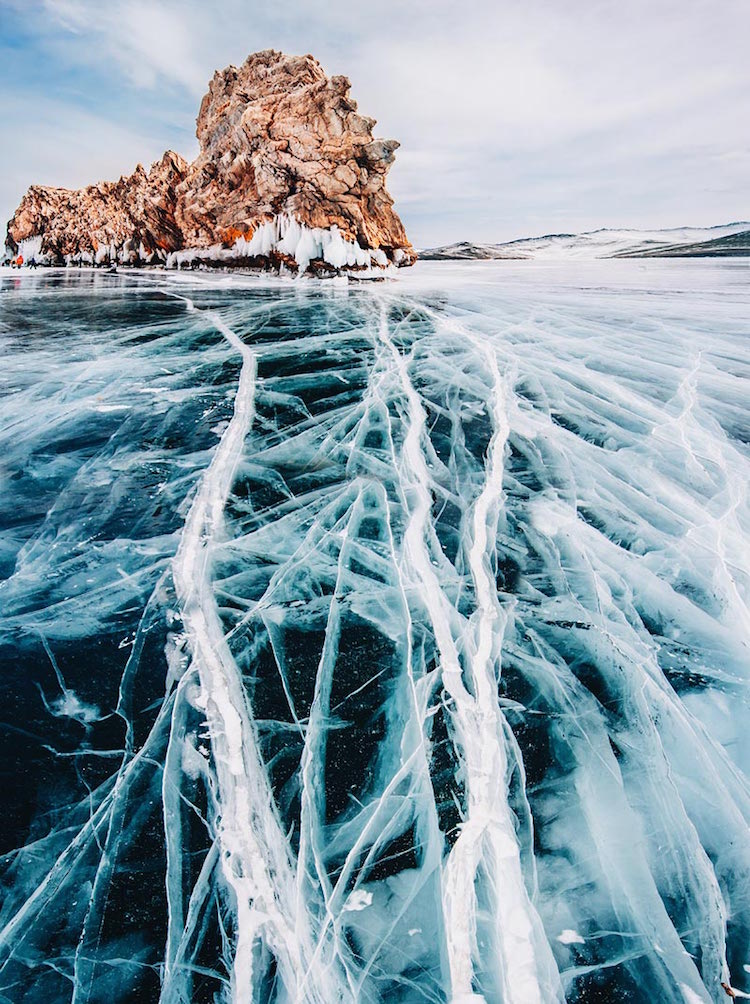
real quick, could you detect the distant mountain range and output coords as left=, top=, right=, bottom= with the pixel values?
left=419, top=223, right=750, bottom=260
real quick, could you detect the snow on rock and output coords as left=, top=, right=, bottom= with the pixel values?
left=165, top=214, right=391, bottom=275
left=17, top=235, right=43, bottom=262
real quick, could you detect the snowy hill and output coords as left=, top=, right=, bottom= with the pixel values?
left=420, top=222, right=750, bottom=260
left=417, top=240, right=527, bottom=260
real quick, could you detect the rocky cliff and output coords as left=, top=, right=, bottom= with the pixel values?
left=6, top=50, right=415, bottom=273
left=7, top=152, right=187, bottom=266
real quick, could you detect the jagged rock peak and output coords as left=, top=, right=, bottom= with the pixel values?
left=6, top=50, right=415, bottom=273
left=7, top=152, right=188, bottom=266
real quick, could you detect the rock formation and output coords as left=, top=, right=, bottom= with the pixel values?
left=7, top=153, right=187, bottom=266
left=5, top=50, right=415, bottom=273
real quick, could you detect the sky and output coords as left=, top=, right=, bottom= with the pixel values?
left=1, top=0, right=748, bottom=247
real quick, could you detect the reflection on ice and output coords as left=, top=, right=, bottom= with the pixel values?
left=0, top=261, right=748, bottom=1003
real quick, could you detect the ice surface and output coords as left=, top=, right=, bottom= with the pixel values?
left=0, top=259, right=748, bottom=1003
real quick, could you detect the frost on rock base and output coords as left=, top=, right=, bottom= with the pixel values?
left=6, top=216, right=405, bottom=277
left=165, top=215, right=396, bottom=276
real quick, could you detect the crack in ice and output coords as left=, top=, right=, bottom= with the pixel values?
left=1, top=263, right=748, bottom=1004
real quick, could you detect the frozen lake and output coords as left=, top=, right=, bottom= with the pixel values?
left=0, top=259, right=748, bottom=1003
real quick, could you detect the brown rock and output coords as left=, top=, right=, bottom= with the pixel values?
left=6, top=50, right=415, bottom=271
left=7, top=152, right=187, bottom=264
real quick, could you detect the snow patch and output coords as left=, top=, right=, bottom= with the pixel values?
left=556, top=929, right=585, bottom=945
left=343, top=889, right=373, bottom=912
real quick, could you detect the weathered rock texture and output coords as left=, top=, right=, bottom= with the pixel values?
left=7, top=153, right=187, bottom=265
left=6, top=50, right=415, bottom=271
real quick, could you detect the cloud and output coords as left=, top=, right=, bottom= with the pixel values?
left=39, top=0, right=209, bottom=92
left=3, top=0, right=749, bottom=244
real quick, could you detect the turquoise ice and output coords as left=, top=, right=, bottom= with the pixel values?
left=0, top=260, right=748, bottom=1003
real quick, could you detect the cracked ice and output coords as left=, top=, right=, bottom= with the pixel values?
left=0, top=260, right=748, bottom=1003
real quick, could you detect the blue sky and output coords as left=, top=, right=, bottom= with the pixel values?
left=1, top=0, right=748, bottom=247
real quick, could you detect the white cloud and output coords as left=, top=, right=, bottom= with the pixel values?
left=40, top=0, right=209, bottom=92
left=4, top=0, right=749, bottom=244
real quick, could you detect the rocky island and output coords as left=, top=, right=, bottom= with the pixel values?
left=5, top=50, right=416, bottom=275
